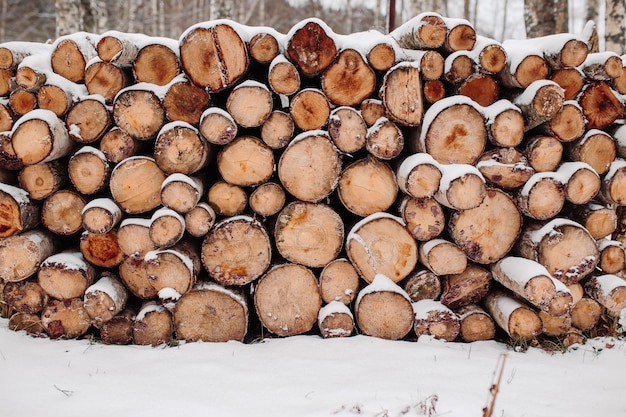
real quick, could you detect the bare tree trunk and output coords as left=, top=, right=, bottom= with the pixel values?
left=555, top=0, right=568, bottom=33
left=55, top=0, right=84, bottom=37
left=587, top=0, right=599, bottom=23
left=606, top=0, right=626, bottom=54
left=524, top=0, right=556, bottom=38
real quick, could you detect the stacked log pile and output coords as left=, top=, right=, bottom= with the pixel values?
left=1, top=13, right=626, bottom=348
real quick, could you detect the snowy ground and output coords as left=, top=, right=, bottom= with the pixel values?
left=1, top=318, right=625, bottom=417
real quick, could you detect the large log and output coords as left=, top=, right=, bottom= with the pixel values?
left=321, top=48, right=376, bottom=107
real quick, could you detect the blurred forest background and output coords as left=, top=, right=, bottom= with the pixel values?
left=0, top=0, right=624, bottom=53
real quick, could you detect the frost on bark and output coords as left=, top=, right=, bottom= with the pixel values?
left=606, top=0, right=626, bottom=54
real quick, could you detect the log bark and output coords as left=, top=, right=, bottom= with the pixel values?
left=319, top=258, right=360, bottom=305
left=274, top=201, right=344, bottom=268
left=226, top=81, right=273, bottom=128
left=285, top=19, right=338, bottom=77
left=455, top=303, right=496, bottom=342
left=580, top=51, right=624, bottom=81
left=41, top=298, right=91, bottom=339
left=18, top=159, right=67, bottom=200
left=318, top=302, right=354, bottom=338
left=413, top=299, right=460, bottom=342
left=8, top=312, right=44, bottom=335
left=41, top=189, right=86, bottom=235
left=11, top=109, right=72, bottom=165
left=354, top=274, right=414, bottom=340
left=321, top=48, right=376, bottom=107
left=173, top=282, right=248, bottom=342
left=201, top=215, right=271, bottom=286
left=346, top=212, right=418, bottom=283
left=328, top=106, right=367, bottom=154
left=0, top=182, right=40, bottom=238
left=96, top=32, right=140, bottom=64
left=584, top=274, right=626, bottom=314
left=132, top=301, right=172, bottom=346
left=109, top=156, right=166, bottom=214
left=440, top=263, right=491, bottom=309
left=112, top=86, right=165, bottom=141
left=483, top=290, right=543, bottom=340
left=380, top=62, right=423, bottom=127
left=403, top=269, right=442, bottom=302
left=254, top=262, right=322, bottom=337
left=83, top=272, right=128, bottom=328
left=79, top=230, right=124, bottom=268
left=68, top=146, right=111, bottom=195
left=399, top=196, right=445, bottom=242
left=217, top=135, right=274, bottom=187
left=541, top=34, right=589, bottom=69
left=390, top=12, right=447, bottom=50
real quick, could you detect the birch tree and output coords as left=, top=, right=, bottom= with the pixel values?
left=524, top=0, right=568, bottom=38
left=55, top=0, right=84, bottom=37
left=606, top=0, right=626, bottom=54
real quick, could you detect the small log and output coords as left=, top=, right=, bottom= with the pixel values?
left=8, top=89, right=37, bottom=116
left=499, top=40, right=549, bottom=88
left=8, top=312, right=44, bottom=335
left=198, top=107, right=238, bottom=146
left=154, top=122, right=211, bottom=175
left=413, top=299, right=460, bottom=342
left=81, top=197, right=122, bottom=234
left=550, top=67, right=585, bottom=100
left=160, top=173, right=203, bottom=214
left=567, top=129, right=616, bottom=175
left=109, top=156, right=166, bottom=214
left=455, top=73, right=500, bottom=107
left=390, top=12, right=447, bottom=50
left=0, top=41, right=52, bottom=70
left=396, top=153, right=442, bottom=199
left=399, top=195, right=445, bottom=241
left=319, top=258, right=360, bottom=305
left=578, top=81, right=623, bottom=130
left=318, top=301, right=354, bottom=338
left=173, top=282, right=248, bottom=342
left=538, top=311, right=572, bottom=337
left=18, top=159, right=67, bottom=200
left=328, top=106, right=367, bottom=154
left=84, top=59, right=131, bottom=103
left=100, top=307, right=136, bottom=345
left=455, top=303, right=496, bottom=342
left=536, top=100, right=585, bottom=143
left=355, top=273, right=414, bottom=340
left=440, top=263, right=491, bottom=309
left=417, top=96, right=486, bottom=165
left=254, top=262, right=322, bottom=337
left=162, top=76, right=210, bottom=125
left=570, top=297, right=602, bottom=331
left=434, top=163, right=486, bottom=210
left=41, top=298, right=91, bottom=339
left=278, top=130, right=341, bottom=203
left=3, top=279, right=49, bottom=314
left=206, top=180, right=247, bottom=217
left=523, top=135, right=563, bottom=173
left=516, top=172, right=565, bottom=221
left=201, top=215, right=272, bottom=286
left=180, top=22, right=248, bottom=92
left=248, top=31, right=281, bottom=64
left=113, top=85, right=165, bottom=141
left=515, top=218, right=599, bottom=284
left=365, top=117, right=404, bottom=160
left=321, top=48, right=376, bottom=107
left=285, top=19, right=338, bottom=77
left=360, top=98, right=386, bottom=126
left=380, top=62, right=423, bottom=127
left=37, top=78, right=85, bottom=118
left=96, top=31, right=140, bottom=64
left=449, top=188, right=522, bottom=265
left=41, top=190, right=86, bottom=235
left=403, top=268, right=442, bottom=302
left=145, top=245, right=199, bottom=298
left=483, top=290, right=543, bottom=340
left=274, top=201, right=344, bottom=268
left=260, top=110, right=294, bottom=150
left=83, top=272, right=128, bottom=328
left=513, top=80, right=564, bottom=131
left=346, top=212, right=418, bottom=283
left=267, top=55, right=301, bottom=96
left=423, top=79, right=446, bottom=103
left=475, top=147, right=535, bottom=190
left=50, top=32, right=99, bottom=83
left=596, top=239, right=626, bottom=274
left=289, top=88, right=331, bottom=131
left=539, top=33, right=589, bottom=69
left=217, top=135, right=274, bottom=187
left=249, top=182, right=286, bottom=218
left=133, top=301, right=172, bottom=346
left=68, top=146, right=111, bottom=195
left=584, top=274, right=626, bottom=314
left=149, top=207, right=186, bottom=249
left=471, top=35, right=508, bottom=74
left=569, top=202, right=617, bottom=240
left=132, top=40, right=180, bottom=86
left=441, top=16, right=476, bottom=52
left=419, top=238, right=467, bottom=276
left=0, top=182, right=40, bottom=238
left=116, top=217, right=155, bottom=257
left=401, top=49, right=444, bottom=80
left=599, top=159, right=626, bottom=206
left=99, top=127, right=141, bottom=164
left=226, top=80, right=273, bottom=128
left=79, top=230, right=124, bottom=268
left=11, top=109, right=72, bottom=165
left=580, top=51, right=624, bottom=80
left=337, top=156, right=397, bottom=216
left=444, top=51, right=474, bottom=84
left=118, top=254, right=158, bottom=300
left=557, top=162, right=601, bottom=206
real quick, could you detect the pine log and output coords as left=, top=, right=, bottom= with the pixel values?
left=319, top=258, right=360, bottom=305
left=132, top=41, right=180, bottom=86
left=475, top=147, right=535, bottom=190
left=355, top=274, right=414, bottom=340
left=41, top=298, right=92, bottom=339
left=260, top=110, right=294, bottom=150
left=278, top=131, right=341, bottom=203
left=399, top=195, right=445, bottom=241
left=396, top=153, right=442, bottom=199
left=423, top=80, right=446, bottom=104
left=11, top=109, right=72, bottom=165
left=515, top=218, right=599, bottom=284
left=499, top=40, right=549, bottom=88
left=569, top=202, right=617, bottom=240
left=412, top=299, right=460, bottom=342
left=154, top=122, right=211, bottom=175
left=346, top=212, right=418, bottom=283
left=318, top=301, right=354, bottom=338
left=285, top=19, right=338, bottom=77
left=274, top=201, right=344, bottom=268
left=513, top=80, right=564, bottom=131
left=173, top=282, right=248, bottom=342
left=599, top=159, right=626, bottom=206
left=567, top=282, right=585, bottom=305
left=109, top=156, right=166, bottom=214
left=483, top=290, right=543, bottom=340
left=360, top=98, right=386, bottom=126
left=321, top=48, right=376, bottom=107
left=50, top=33, right=98, bottom=83
left=570, top=296, right=602, bottom=331
left=133, top=301, right=172, bottom=346
left=455, top=303, right=496, bottom=342
left=79, top=230, right=124, bottom=268
left=0, top=69, right=11, bottom=96
left=18, top=159, right=67, bottom=200
left=81, top=197, right=122, bottom=234
left=403, top=269, right=442, bottom=302
left=289, top=88, right=331, bottom=131
left=416, top=96, right=486, bottom=164
left=254, top=262, right=322, bottom=337
left=328, top=106, right=367, bottom=154
left=100, top=307, right=136, bottom=345
left=380, top=62, right=423, bottom=127
left=538, top=311, right=572, bottom=337
left=337, top=156, right=397, bottom=217
left=149, top=207, right=185, bottom=249
left=8, top=312, right=44, bottom=335
left=41, top=189, right=85, bottom=235
left=2, top=279, right=49, bottom=314
left=36, top=78, right=85, bottom=118
left=516, top=172, right=565, bottom=221
left=365, top=117, right=404, bottom=160
left=401, top=49, right=444, bottom=80
left=557, top=162, right=601, bottom=206
left=584, top=274, right=626, bottom=314
left=99, top=127, right=141, bottom=163
left=267, top=55, right=301, bottom=96
left=115, top=217, right=156, bottom=257
left=612, top=57, right=626, bottom=94
left=0, top=41, right=52, bottom=71
left=206, top=180, right=247, bottom=217
left=449, top=188, right=522, bottom=265
left=249, top=182, right=286, bottom=218
left=444, top=52, right=474, bottom=84
left=578, top=81, right=624, bottom=130
left=162, top=76, right=210, bottom=125
left=96, top=32, right=140, bottom=64
left=434, top=163, right=486, bottom=210
left=145, top=245, right=199, bottom=298
left=8, top=89, right=37, bottom=115
left=390, top=12, right=447, bottom=50
left=248, top=31, right=281, bottom=64
left=217, top=135, right=274, bottom=187
left=198, top=107, right=238, bottom=146
left=456, top=73, right=500, bottom=107
left=0, top=182, right=40, bottom=238
left=596, top=239, right=626, bottom=274
left=534, top=33, right=589, bottom=69
left=419, top=238, right=467, bottom=276
left=440, top=263, right=491, bottom=309
left=471, top=35, right=508, bottom=74
left=68, top=146, right=111, bottom=195
left=523, top=135, right=563, bottom=173
left=84, top=60, right=131, bottom=103
left=112, top=86, right=165, bottom=141
left=160, top=173, right=203, bottom=214
left=580, top=51, right=624, bottom=80
left=201, top=215, right=272, bottom=286
left=226, top=81, right=273, bottom=128
left=118, top=254, right=158, bottom=300
left=441, top=16, right=476, bottom=52
left=550, top=68, right=585, bottom=101
left=83, top=272, right=128, bottom=328
left=536, top=100, right=585, bottom=143
left=567, top=129, right=616, bottom=175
